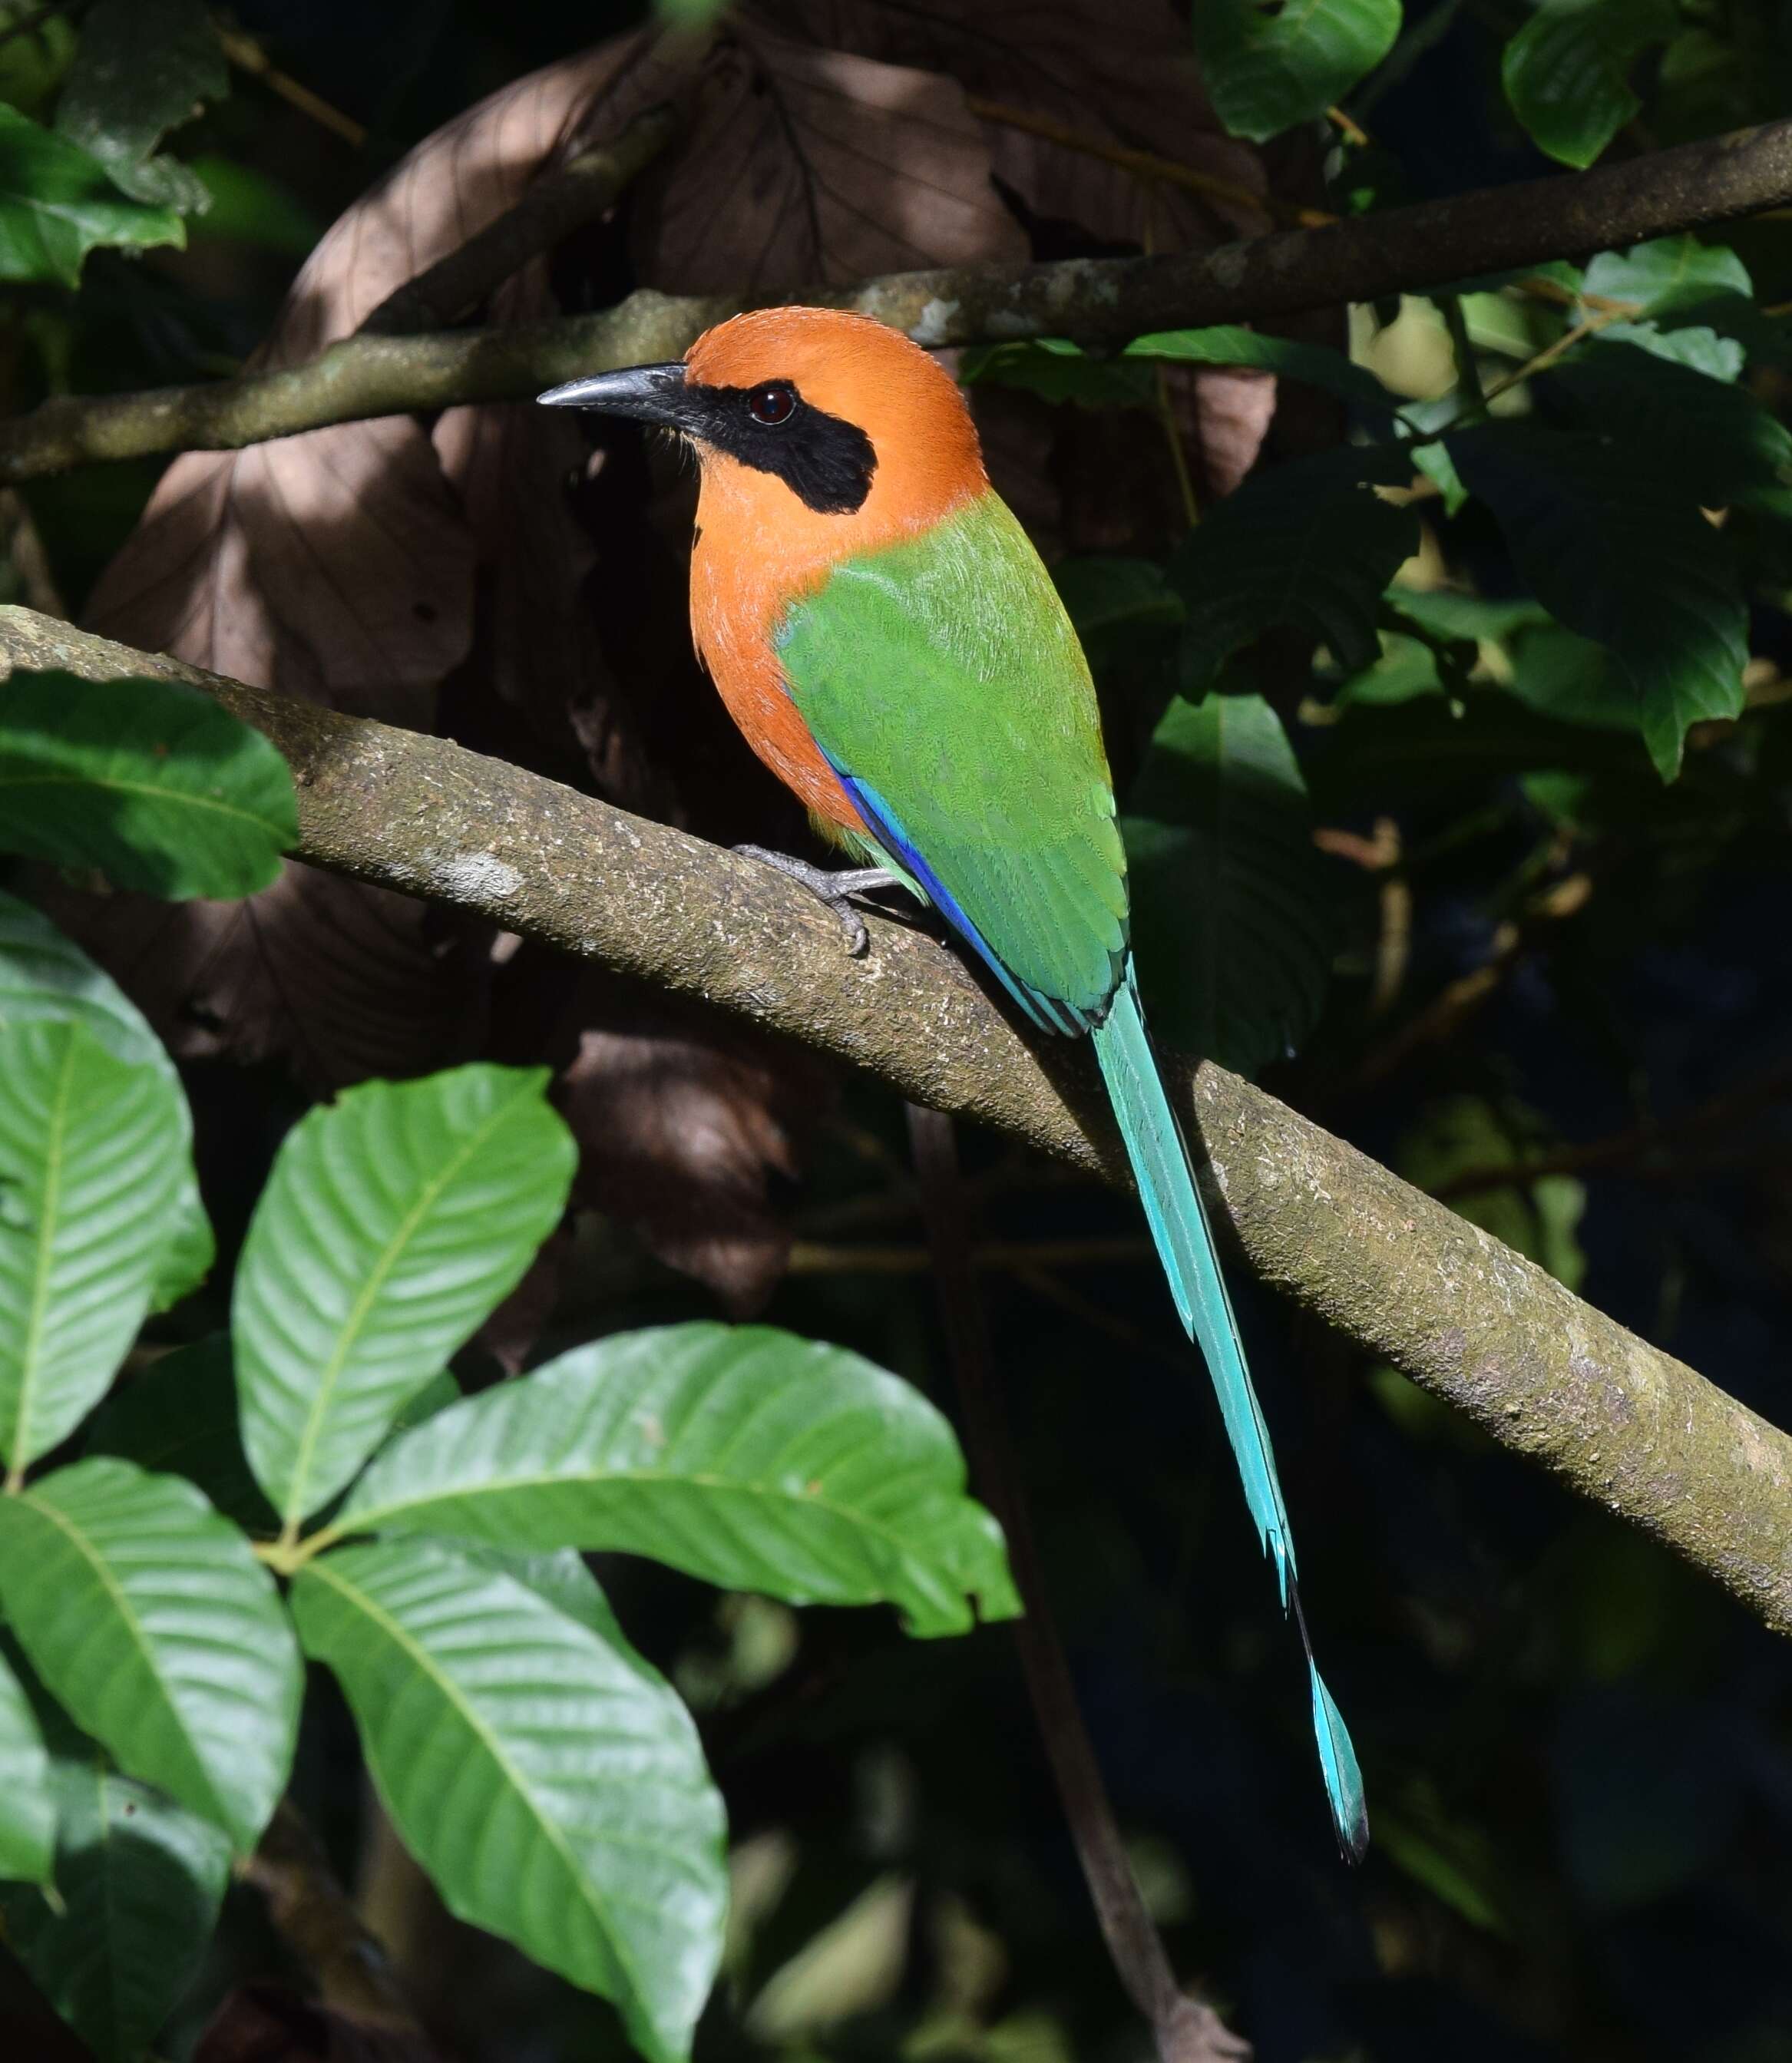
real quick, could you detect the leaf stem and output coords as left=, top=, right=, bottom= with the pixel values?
left=213, top=24, right=369, bottom=149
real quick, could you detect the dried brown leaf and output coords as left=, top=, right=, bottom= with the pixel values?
left=751, top=0, right=1271, bottom=250
left=195, top=1986, right=450, bottom=2063
left=34, top=864, right=490, bottom=1089
left=69, top=41, right=691, bottom=1086
left=634, top=21, right=1026, bottom=289
left=558, top=975, right=828, bottom=1314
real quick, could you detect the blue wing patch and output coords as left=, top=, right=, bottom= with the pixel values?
left=830, top=763, right=1091, bottom=1037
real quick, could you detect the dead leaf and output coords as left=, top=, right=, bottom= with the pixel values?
left=68, top=38, right=689, bottom=1086
left=558, top=974, right=828, bottom=1314
left=35, top=865, right=490, bottom=1089
left=194, top=1986, right=451, bottom=2063
left=751, top=0, right=1271, bottom=250
left=633, top=21, right=1026, bottom=289
left=471, top=1222, right=575, bottom=1376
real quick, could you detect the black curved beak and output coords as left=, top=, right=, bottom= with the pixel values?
left=537, top=361, right=689, bottom=428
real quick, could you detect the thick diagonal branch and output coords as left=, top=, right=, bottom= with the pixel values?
left=4, top=117, right=1791, bottom=481
left=3, top=603, right=1789, bottom=1638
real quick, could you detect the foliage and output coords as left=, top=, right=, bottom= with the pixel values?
left=1192, top=0, right=1403, bottom=142
left=0, top=633, right=1012, bottom=2061
left=5, top=3, right=1792, bottom=2062
left=0, top=103, right=183, bottom=284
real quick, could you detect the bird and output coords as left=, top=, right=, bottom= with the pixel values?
left=541, top=306, right=1367, bottom=1860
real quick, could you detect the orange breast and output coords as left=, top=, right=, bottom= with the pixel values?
left=690, top=517, right=865, bottom=838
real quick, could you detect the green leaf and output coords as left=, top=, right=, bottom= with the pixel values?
left=1376, top=1782, right=1514, bottom=1936
left=1552, top=342, right=1792, bottom=515
left=0, top=1743, right=228, bottom=2063
left=333, top=1322, right=1020, bottom=1636
left=1053, top=557, right=1185, bottom=689
left=1503, top=625, right=1665, bottom=733
left=54, top=0, right=226, bottom=213
left=457, top=1542, right=635, bottom=1649
left=0, top=1457, right=301, bottom=1850
left=83, top=1337, right=274, bottom=1535
left=0, top=669, right=296, bottom=898
left=0, top=104, right=183, bottom=286
left=1122, top=691, right=1331, bottom=1075
left=964, top=328, right=1393, bottom=414
left=1053, top=557, right=1185, bottom=643
left=1128, top=325, right=1396, bottom=413
left=0, top=2, right=77, bottom=120
left=1447, top=422, right=1747, bottom=777
left=185, top=153, right=321, bottom=253
left=1332, top=631, right=1447, bottom=709
left=1580, top=235, right=1752, bottom=317
left=1168, top=446, right=1420, bottom=689
left=1501, top=0, right=1678, bottom=168
left=234, top=1065, right=577, bottom=1530
left=0, top=1639, right=53, bottom=1884
left=293, top=1538, right=727, bottom=2063
left=1192, top=0, right=1402, bottom=142
left=960, top=337, right=1153, bottom=408
left=0, top=1020, right=184, bottom=1470
left=1384, top=590, right=1554, bottom=644
left=1592, top=322, right=1743, bottom=382
left=1410, top=438, right=1468, bottom=515
left=0, top=890, right=212, bottom=1309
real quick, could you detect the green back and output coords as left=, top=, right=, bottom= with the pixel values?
left=775, top=491, right=1129, bottom=1029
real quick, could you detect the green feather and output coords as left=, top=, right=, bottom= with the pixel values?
left=775, top=491, right=1128, bottom=1024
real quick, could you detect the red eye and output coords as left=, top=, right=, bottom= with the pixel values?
left=748, top=382, right=797, bottom=426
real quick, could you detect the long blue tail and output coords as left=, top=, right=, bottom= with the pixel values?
left=1090, top=964, right=1369, bottom=1861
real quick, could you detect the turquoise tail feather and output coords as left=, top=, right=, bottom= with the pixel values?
left=1090, top=964, right=1370, bottom=1862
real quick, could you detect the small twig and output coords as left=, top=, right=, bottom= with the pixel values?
left=240, top=1800, right=422, bottom=2029
left=1315, top=817, right=1410, bottom=1020
left=214, top=23, right=369, bottom=148
left=1435, top=292, right=1487, bottom=408
left=905, top=1104, right=1250, bottom=2063
left=964, top=94, right=1318, bottom=229
left=360, top=106, right=681, bottom=337
left=8, top=115, right=1792, bottom=481
left=1327, top=104, right=1372, bottom=148
left=1478, top=311, right=1618, bottom=408
left=1437, top=1053, right=1792, bottom=1200
left=1349, top=872, right=1591, bottom=1092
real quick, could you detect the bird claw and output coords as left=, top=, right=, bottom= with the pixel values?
left=732, top=845, right=894, bottom=957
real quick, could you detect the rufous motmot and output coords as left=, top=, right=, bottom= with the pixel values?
left=541, top=306, right=1368, bottom=1860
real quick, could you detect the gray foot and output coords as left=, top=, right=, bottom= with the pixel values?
left=733, top=845, right=900, bottom=957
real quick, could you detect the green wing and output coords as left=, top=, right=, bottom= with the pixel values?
left=775, top=491, right=1129, bottom=1032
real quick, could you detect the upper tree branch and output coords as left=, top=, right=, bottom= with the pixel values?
left=5, top=117, right=1792, bottom=481
left=4, top=603, right=1788, bottom=1640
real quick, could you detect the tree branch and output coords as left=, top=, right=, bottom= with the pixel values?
left=240, top=1801, right=421, bottom=2028
left=4, top=603, right=1790, bottom=1640
left=357, top=104, right=681, bottom=338
left=4, top=117, right=1791, bottom=481
left=10, top=610, right=1790, bottom=1641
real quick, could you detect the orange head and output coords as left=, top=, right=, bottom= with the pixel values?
left=540, top=306, right=988, bottom=555
left=540, top=307, right=990, bottom=835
